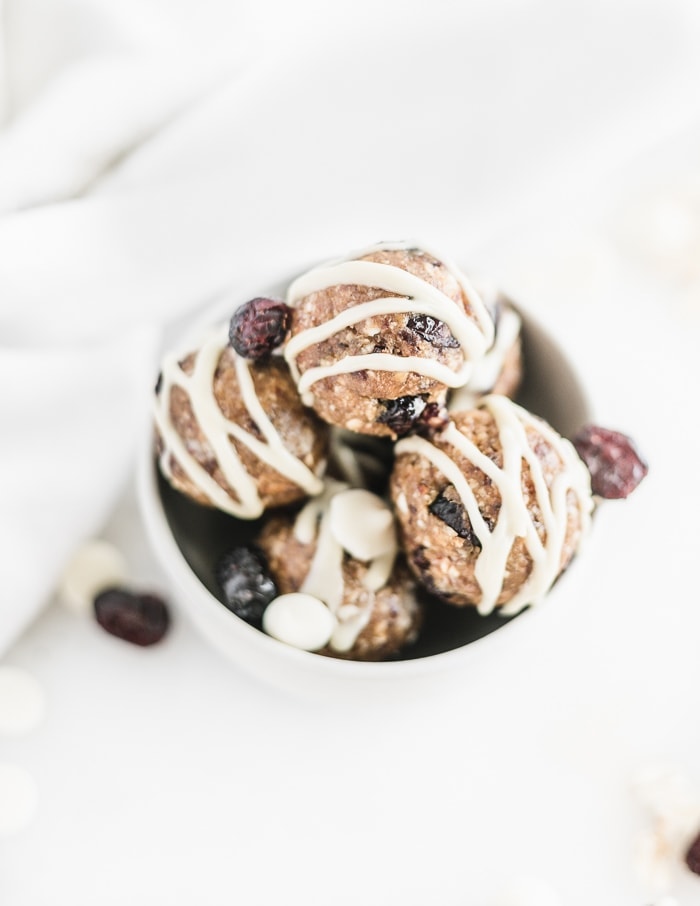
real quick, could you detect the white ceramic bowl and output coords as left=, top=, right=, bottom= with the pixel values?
left=137, top=280, right=591, bottom=697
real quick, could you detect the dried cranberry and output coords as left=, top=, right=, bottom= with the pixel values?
left=377, top=395, right=426, bottom=436
left=415, top=401, right=449, bottom=436
left=93, top=588, right=170, bottom=646
left=406, top=313, right=459, bottom=349
left=411, top=546, right=431, bottom=574
left=429, top=490, right=481, bottom=547
left=229, top=297, right=291, bottom=360
left=215, top=546, right=277, bottom=627
left=572, top=424, right=648, bottom=499
left=685, top=830, right=700, bottom=874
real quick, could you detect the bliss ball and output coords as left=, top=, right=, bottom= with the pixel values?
left=154, top=323, right=329, bottom=518
left=390, top=395, right=594, bottom=615
left=283, top=242, right=495, bottom=439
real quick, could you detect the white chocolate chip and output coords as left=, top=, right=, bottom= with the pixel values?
left=58, top=540, right=128, bottom=616
left=633, top=825, right=674, bottom=892
left=632, top=764, right=700, bottom=825
left=328, top=489, right=396, bottom=561
left=631, top=764, right=700, bottom=892
left=262, top=593, right=336, bottom=651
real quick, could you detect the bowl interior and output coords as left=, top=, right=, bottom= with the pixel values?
left=154, top=302, right=591, bottom=661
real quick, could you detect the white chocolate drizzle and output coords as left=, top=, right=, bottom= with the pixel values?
left=284, top=241, right=495, bottom=405
left=154, top=323, right=325, bottom=519
left=395, top=396, right=593, bottom=616
left=282, top=481, right=399, bottom=652
left=449, top=302, right=522, bottom=411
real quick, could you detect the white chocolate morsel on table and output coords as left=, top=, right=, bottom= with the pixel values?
left=396, top=395, right=593, bottom=615
left=0, top=666, right=46, bottom=736
left=631, top=764, right=700, bottom=892
left=262, top=593, right=336, bottom=652
left=284, top=241, right=496, bottom=405
left=632, top=764, right=700, bottom=824
left=57, top=540, right=128, bottom=617
left=154, top=324, right=325, bottom=519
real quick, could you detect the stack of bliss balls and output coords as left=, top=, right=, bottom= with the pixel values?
left=151, top=241, right=647, bottom=660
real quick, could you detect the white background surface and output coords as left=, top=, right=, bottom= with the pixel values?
left=1, top=1, right=700, bottom=903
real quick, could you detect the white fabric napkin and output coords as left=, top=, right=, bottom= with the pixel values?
left=1, top=0, right=700, bottom=655
left=0, top=0, right=239, bottom=650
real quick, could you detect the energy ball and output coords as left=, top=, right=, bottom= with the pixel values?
left=283, top=241, right=496, bottom=438
left=154, top=323, right=328, bottom=518
left=390, top=395, right=594, bottom=615
left=255, top=483, right=423, bottom=660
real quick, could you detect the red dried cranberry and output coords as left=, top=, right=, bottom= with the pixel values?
left=572, top=424, right=648, bottom=499
left=229, top=297, right=291, bottom=360
left=415, top=401, right=449, bottom=436
left=428, top=490, right=481, bottom=547
left=406, top=313, right=459, bottom=349
left=685, top=830, right=700, bottom=874
left=215, top=546, right=277, bottom=627
left=93, top=588, right=170, bottom=646
left=377, top=395, right=426, bottom=436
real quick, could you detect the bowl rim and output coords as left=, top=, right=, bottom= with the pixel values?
left=137, top=272, right=593, bottom=680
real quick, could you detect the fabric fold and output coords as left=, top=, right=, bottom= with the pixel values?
left=0, top=325, right=160, bottom=654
